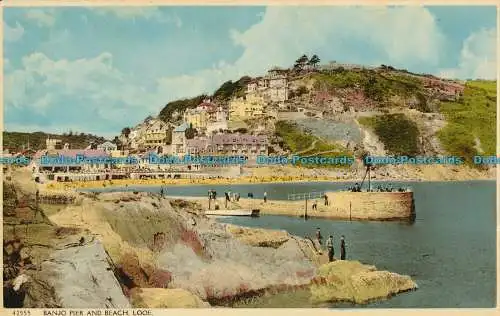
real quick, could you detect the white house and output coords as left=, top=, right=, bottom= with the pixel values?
left=97, top=141, right=118, bottom=152
left=172, top=122, right=189, bottom=156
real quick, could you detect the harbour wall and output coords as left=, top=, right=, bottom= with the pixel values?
left=174, top=191, right=415, bottom=222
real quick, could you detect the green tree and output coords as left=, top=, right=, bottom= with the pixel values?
left=308, top=54, right=320, bottom=68
left=121, top=127, right=131, bottom=138
left=185, top=123, right=196, bottom=139
left=293, top=54, right=309, bottom=71
left=296, top=86, right=308, bottom=97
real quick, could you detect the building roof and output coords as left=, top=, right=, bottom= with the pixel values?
left=211, top=134, right=268, bottom=145
left=98, top=141, right=117, bottom=148
left=33, top=149, right=110, bottom=160
left=174, top=122, right=190, bottom=132
left=186, top=138, right=209, bottom=150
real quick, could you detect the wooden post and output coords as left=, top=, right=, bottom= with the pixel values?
left=368, top=167, right=371, bottom=192
left=349, top=201, right=352, bottom=221
left=304, top=196, right=308, bottom=219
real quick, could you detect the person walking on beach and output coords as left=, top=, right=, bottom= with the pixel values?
left=208, top=189, right=213, bottom=200
left=324, top=194, right=329, bottom=206
left=263, top=192, right=267, bottom=203
left=326, top=235, right=334, bottom=262
left=160, top=187, right=164, bottom=198
left=340, top=235, right=346, bottom=260
left=316, top=228, right=323, bottom=246
left=312, top=200, right=318, bottom=210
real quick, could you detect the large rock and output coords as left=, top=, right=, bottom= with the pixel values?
left=38, top=240, right=131, bottom=308
left=131, top=288, right=210, bottom=308
left=310, top=260, right=417, bottom=304
left=156, top=225, right=317, bottom=302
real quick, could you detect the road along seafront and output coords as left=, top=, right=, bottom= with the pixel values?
left=168, top=191, right=415, bottom=222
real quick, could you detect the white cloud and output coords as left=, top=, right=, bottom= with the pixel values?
left=4, top=52, right=162, bottom=134
left=154, top=6, right=447, bottom=102
left=439, top=28, right=497, bottom=80
left=24, top=9, right=56, bottom=27
left=89, top=7, right=182, bottom=26
left=4, top=21, right=25, bottom=42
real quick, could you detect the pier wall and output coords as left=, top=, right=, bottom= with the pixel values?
left=191, top=191, right=415, bottom=221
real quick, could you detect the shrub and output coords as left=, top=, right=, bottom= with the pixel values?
left=359, top=113, right=419, bottom=156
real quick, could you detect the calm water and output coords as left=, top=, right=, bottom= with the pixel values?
left=87, top=180, right=497, bottom=308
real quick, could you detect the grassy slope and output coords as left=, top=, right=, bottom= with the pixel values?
left=274, top=121, right=352, bottom=168
left=358, top=113, right=420, bottom=156
left=437, top=80, right=496, bottom=164
left=310, top=69, right=429, bottom=110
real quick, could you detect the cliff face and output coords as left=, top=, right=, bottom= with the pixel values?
left=3, top=179, right=130, bottom=308
left=48, top=192, right=318, bottom=305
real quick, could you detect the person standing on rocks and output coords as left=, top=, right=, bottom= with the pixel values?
left=340, top=235, right=346, bottom=260
left=316, top=228, right=323, bottom=245
left=264, top=191, right=267, bottom=203
left=326, top=235, right=334, bottom=262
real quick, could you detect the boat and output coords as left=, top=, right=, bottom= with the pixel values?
left=205, top=209, right=260, bottom=217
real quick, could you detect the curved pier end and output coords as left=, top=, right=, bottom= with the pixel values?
left=322, top=191, right=415, bottom=222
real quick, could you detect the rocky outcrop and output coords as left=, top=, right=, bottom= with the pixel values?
left=37, top=240, right=131, bottom=308
left=131, top=288, right=210, bottom=308
left=310, top=261, right=417, bottom=304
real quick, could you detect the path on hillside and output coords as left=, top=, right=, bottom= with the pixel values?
left=295, top=139, right=319, bottom=155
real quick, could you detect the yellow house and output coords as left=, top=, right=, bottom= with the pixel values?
left=184, top=109, right=208, bottom=129
left=144, top=119, right=169, bottom=148
left=229, top=93, right=266, bottom=120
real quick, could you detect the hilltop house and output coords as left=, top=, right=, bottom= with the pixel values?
left=184, top=99, right=228, bottom=131
left=266, top=67, right=289, bottom=102
left=247, top=68, right=289, bottom=103
left=229, top=93, right=266, bottom=121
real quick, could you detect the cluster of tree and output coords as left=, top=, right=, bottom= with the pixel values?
left=213, top=76, right=252, bottom=102
left=289, top=85, right=309, bottom=99
left=293, top=54, right=321, bottom=72
left=2, top=131, right=106, bottom=152
left=158, top=94, right=208, bottom=123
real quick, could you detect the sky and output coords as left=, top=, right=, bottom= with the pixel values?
left=3, top=6, right=497, bottom=138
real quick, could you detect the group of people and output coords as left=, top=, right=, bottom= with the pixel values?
left=348, top=183, right=408, bottom=193
left=311, top=194, right=329, bottom=210
left=315, top=228, right=346, bottom=262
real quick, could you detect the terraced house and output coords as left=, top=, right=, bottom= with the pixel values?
left=186, top=133, right=268, bottom=158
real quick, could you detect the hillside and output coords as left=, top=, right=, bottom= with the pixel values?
left=130, top=58, right=495, bottom=177
left=2, top=131, right=107, bottom=152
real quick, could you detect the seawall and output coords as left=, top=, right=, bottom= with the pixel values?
left=175, top=191, right=415, bottom=221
